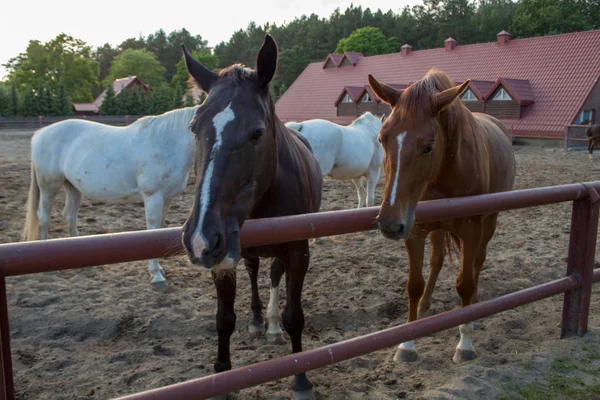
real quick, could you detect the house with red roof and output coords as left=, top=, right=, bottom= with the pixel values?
left=275, top=30, right=600, bottom=145
left=72, top=76, right=151, bottom=115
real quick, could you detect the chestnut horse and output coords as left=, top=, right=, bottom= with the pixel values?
left=368, top=69, right=516, bottom=363
left=586, top=124, right=600, bottom=159
left=180, top=35, right=322, bottom=399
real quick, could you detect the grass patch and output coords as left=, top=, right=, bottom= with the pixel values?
left=551, top=356, right=578, bottom=373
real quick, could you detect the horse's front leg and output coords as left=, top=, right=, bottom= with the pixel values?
left=143, top=193, right=167, bottom=289
left=394, top=234, right=426, bottom=363
left=245, top=257, right=265, bottom=336
left=452, top=219, right=484, bottom=363
left=210, top=268, right=237, bottom=400
left=280, top=244, right=314, bottom=400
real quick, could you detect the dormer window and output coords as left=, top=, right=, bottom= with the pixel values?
left=342, top=93, right=353, bottom=103
left=461, top=89, right=477, bottom=101
left=492, top=87, right=512, bottom=101
left=361, top=93, right=373, bottom=103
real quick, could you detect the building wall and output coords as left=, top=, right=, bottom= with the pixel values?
left=567, top=80, right=600, bottom=149
left=485, top=99, right=521, bottom=119
left=337, top=103, right=357, bottom=116
left=357, top=102, right=377, bottom=115
left=462, top=100, right=485, bottom=113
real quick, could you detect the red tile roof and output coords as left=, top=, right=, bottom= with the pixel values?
left=93, top=76, right=149, bottom=107
left=466, top=80, right=495, bottom=101
left=276, top=30, right=600, bottom=137
left=72, top=103, right=99, bottom=112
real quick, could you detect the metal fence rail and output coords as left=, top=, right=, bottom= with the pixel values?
left=1, top=181, right=599, bottom=400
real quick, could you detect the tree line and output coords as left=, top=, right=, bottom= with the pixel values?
left=1, top=0, right=598, bottom=117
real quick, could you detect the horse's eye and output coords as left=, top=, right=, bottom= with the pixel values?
left=422, top=143, right=433, bottom=154
left=250, top=128, right=264, bottom=142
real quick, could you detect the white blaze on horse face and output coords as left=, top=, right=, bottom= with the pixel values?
left=389, top=131, right=407, bottom=206
left=191, top=103, right=235, bottom=256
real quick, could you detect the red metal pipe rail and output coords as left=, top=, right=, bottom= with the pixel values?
left=115, top=275, right=582, bottom=400
left=1, top=182, right=599, bottom=277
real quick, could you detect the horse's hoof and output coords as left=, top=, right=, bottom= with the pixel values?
left=453, top=349, right=477, bottom=363
left=292, top=389, right=316, bottom=400
left=394, top=348, right=418, bottom=362
left=266, top=332, right=286, bottom=344
left=248, top=322, right=265, bottom=337
left=417, top=308, right=431, bottom=319
left=151, top=280, right=168, bottom=292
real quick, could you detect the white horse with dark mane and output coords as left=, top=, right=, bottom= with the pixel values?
left=21, top=106, right=199, bottom=289
left=286, top=111, right=384, bottom=209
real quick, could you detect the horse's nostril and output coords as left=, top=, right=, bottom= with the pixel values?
left=396, top=223, right=405, bottom=236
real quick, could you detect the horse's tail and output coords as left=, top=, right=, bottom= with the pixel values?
left=445, top=232, right=461, bottom=266
left=21, top=160, right=40, bottom=241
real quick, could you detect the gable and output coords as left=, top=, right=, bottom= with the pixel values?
left=461, top=89, right=478, bottom=101
left=340, top=57, right=352, bottom=67
left=491, top=87, right=512, bottom=101
left=324, top=59, right=336, bottom=69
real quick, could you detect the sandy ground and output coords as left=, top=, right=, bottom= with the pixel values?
left=1, top=128, right=600, bottom=400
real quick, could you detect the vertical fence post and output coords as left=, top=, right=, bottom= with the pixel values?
left=0, top=277, right=14, bottom=400
left=561, top=191, right=600, bottom=337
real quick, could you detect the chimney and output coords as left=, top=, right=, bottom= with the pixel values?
left=497, top=30, right=511, bottom=45
left=445, top=37, right=457, bottom=51
left=401, top=44, right=413, bottom=56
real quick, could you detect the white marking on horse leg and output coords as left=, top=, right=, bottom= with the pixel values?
left=389, top=132, right=407, bottom=206
left=266, top=285, right=284, bottom=341
left=398, top=340, right=415, bottom=352
left=192, top=103, right=235, bottom=254
left=456, top=323, right=475, bottom=353
left=144, top=194, right=166, bottom=285
left=453, top=322, right=477, bottom=363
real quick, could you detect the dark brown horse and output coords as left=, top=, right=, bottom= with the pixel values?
left=180, top=35, right=322, bottom=399
left=586, top=124, right=600, bottom=159
left=368, top=69, right=516, bottom=364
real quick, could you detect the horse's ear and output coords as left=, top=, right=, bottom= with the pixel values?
left=182, top=44, right=218, bottom=93
left=432, top=80, right=470, bottom=115
left=368, top=74, right=401, bottom=106
left=256, top=34, right=278, bottom=88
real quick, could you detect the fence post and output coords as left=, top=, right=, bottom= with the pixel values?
left=561, top=189, right=600, bottom=337
left=0, top=277, right=14, bottom=400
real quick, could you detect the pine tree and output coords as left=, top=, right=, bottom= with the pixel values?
left=171, top=85, right=184, bottom=110
left=183, top=91, right=195, bottom=107
left=21, top=87, right=37, bottom=116
left=56, top=81, right=72, bottom=116
left=9, top=83, right=20, bottom=116
left=100, top=84, right=118, bottom=115
left=38, top=84, right=54, bottom=116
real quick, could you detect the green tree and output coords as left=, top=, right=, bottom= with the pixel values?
left=183, top=92, right=195, bottom=107
left=0, top=83, right=9, bottom=116
left=335, top=26, right=399, bottom=56
left=116, top=87, right=132, bottom=115
left=171, top=85, right=184, bottom=110
left=55, top=81, right=72, bottom=116
left=21, top=87, right=37, bottom=116
left=510, top=0, right=592, bottom=37
left=94, top=43, right=120, bottom=87
left=99, top=84, right=118, bottom=115
left=149, top=83, right=173, bottom=114
left=9, top=83, right=20, bottom=116
left=105, top=49, right=166, bottom=87
left=5, top=34, right=99, bottom=102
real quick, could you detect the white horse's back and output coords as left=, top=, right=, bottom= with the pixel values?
left=285, top=112, right=384, bottom=211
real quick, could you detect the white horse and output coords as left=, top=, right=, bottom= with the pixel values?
left=286, top=111, right=384, bottom=210
left=21, top=106, right=199, bottom=289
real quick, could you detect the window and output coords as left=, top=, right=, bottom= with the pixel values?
left=492, top=87, right=512, bottom=101
left=461, top=89, right=477, bottom=101
left=361, top=93, right=373, bottom=103
left=576, top=109, right=594, bottom=125
left=342, top=93, right=353, bottom=103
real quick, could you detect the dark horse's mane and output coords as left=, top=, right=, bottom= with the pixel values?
left=399, top=68, right=472, bottom=135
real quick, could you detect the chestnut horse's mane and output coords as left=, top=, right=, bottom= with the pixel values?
left=399, top=68, right=471, bottom=133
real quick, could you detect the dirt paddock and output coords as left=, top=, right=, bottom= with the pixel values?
left=1, top=128, right=600, bottom=400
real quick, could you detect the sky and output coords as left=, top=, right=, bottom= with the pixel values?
left=0, top=0, right=420, bottom=80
